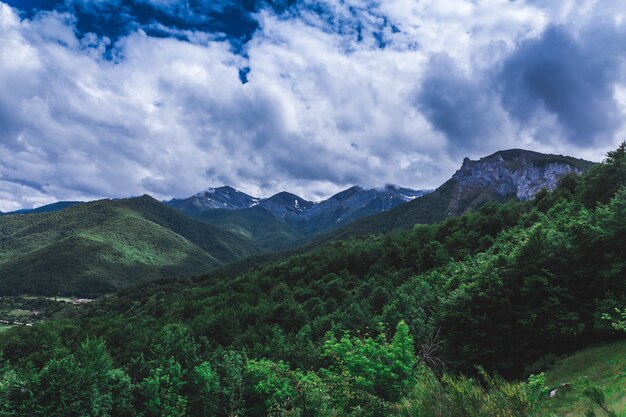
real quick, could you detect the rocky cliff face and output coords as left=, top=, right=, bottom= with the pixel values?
left=442, top=149, right=593, bottom=216
left=453, top=151, right=586, bottom=201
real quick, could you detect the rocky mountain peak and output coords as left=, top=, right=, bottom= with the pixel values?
left=168, top=186, right=260, bottom=215
left=452, top=149, right=593, bottom=201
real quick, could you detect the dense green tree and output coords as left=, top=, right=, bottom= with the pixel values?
left=139, top=358, right=188, bottom=417
left=25, top=339, right=129, bottom=417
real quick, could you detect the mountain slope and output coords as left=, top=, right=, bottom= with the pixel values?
left=316, top=149, right=594, bottom=243
left=168, top=186, right=260, bottom=216
left=252, top=186, right=432, bottom=236
left=257, top=191, right=314, bottom=223
left=294, top=185, right=431, bottom=235
left=0, top=195, right=259, bottom=296
left=195, top=206, right=303, bottom=250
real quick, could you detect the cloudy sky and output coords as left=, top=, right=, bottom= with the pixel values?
left=0, top=0, right=625, bottom=210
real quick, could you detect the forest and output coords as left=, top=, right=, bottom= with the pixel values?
left=0, top=143, right=624, bottom=416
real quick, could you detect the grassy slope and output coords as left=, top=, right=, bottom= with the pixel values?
left=0, top=196, right=259, bottom=296
left=540, top=339, right=626, bottom=416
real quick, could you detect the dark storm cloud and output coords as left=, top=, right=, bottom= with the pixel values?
left=498, top=23, right=626, bottom=146
left=415, top=16, right=626, bottom=153
left=1, top=177, right=47, bottom=193
left=415, top=53, right=507, bottom=152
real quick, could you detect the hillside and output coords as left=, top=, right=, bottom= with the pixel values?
left=195, top=206, right=304, bottom=250
left=539, top=340, right=626, bottom=416
left=0, top=195, right=259, bottom=296
left=316, top=148, right=594, bottom=243
left=2, top=201, right=83, bottom=215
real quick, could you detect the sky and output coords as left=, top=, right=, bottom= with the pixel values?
left=0, top=0, right=625, bottom=210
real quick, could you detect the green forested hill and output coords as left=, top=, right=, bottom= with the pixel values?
left=0, top=195, right=260, bottom=296
left=195, top=206, right=304, bottom=250
left=0, top=144, right=622, bottom=416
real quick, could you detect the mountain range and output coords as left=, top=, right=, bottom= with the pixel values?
left=175, top=185, right=432, bottom=249
left=3, top=201, right=84, bottom=215
left=0, top=148, right=594, bottom=296
left=168, top=184, right=431, bottom=236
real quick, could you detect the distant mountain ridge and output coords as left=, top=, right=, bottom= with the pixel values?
left=167, top=186, right=260, bottom=216
left=169, top=184, right=432, bottom=238
left=2, top=201, right=83, bottom=215
left=286, top=185, right=431, bottom=235
left=168, top=149, right=593, bottom=249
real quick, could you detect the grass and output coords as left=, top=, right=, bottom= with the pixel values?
left=8, top=309, right=31, bottom=317
left=539, top=339, right=626, bottom=416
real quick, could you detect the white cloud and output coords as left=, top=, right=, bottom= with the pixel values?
left=0, top=0, right=624, bottom=210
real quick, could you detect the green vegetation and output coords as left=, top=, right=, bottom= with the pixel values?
left=0, top=296, right=79, bottom=326
left=0, top=322, right=548, bottom=417
left=495, top=149, right=595, bottom=171
left=0, top=143, right=623, bottom=416
left=196, top=206, right=304, bottom=250
left=0, top=196, right=260, bottom=296
left=539, top=340, right=626, bottom=416
left=604, top=308, right=626, bottom=332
